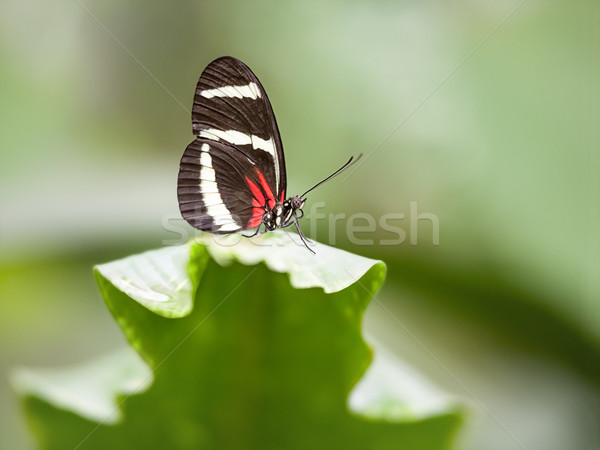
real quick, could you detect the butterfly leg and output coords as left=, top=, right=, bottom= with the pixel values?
left=293, top=220, right=315, bottom=254
left=282, top=212, right=313, bottom=243
left=242, top=224, right=262, bottom=238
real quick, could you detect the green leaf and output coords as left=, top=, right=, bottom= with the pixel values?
left=12, top=348, right=151, bottom=425
left=15, top=232, right=462, bottom=449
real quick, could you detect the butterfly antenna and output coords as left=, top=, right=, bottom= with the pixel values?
left=300, top=153, right=363, bottom=199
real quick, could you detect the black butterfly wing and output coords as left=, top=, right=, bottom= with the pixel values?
left=178, top=57, right=286, bottom=233
left=191, top=56, right=286, bottom=199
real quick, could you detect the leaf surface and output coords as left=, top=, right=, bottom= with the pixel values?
left=15, top=232, right=462, bottom=449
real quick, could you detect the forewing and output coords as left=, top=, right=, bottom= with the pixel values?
left=191, top=56, right=286, bottom=198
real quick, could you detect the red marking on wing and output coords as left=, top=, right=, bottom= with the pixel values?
left=246, top=176, right=265, bottom=206
left=246, top=176, right=265, bottom=229
left=248, top=212, right=262, bottom=228
left=256, top=171, right=276, bottom=209
left=280, top=189, right=285, bottom=204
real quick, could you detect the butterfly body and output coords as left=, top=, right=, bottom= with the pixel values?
left=178, top=56, right=359, bottom=252
left=263, top=196, right=305, bottom=232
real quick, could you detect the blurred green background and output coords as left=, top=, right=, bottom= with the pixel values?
left=1, top=1, right=598, bottom=449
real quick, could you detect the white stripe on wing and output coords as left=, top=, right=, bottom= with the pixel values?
left=200, top=82, right=261, bottom=100
left=199, top=144, right=239, bottom=232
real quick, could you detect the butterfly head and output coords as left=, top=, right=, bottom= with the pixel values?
left=284, top=196, right=306, bottom=222
left=264, top=196, right=306, bottom=231
left=290, top=195, right=306, bottom=211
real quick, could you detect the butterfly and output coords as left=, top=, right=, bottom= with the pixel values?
left=177, top=56, right=361, bottom=253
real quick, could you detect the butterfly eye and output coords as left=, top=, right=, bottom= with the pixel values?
left=292, top=196, right=305, bottom=210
